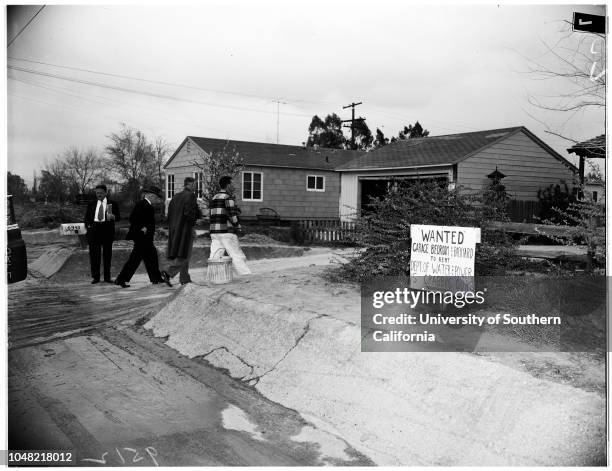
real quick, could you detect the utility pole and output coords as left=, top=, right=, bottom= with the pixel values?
left=341, top=101, right=366, bottom=149
left=274, top=99, right=287, bottom=144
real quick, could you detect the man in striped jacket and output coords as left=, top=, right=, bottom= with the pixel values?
left=208, top=176, right=251, bottom=276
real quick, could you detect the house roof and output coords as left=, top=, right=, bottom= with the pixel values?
left=567, top=134, right=606, bottom=159
left=164, top=136, right=363, bottom=171
left=335, top=126, right=577, bottom=172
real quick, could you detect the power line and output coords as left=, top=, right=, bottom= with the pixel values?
left=8, top=56, right=337, bottom=108
left=7, top=57, right=484, bottom=135
left=8, top=65, right=314, bottom=118
left=7, top=6, right=46, bottom=48
left=9, top=76, right=267, bottom=140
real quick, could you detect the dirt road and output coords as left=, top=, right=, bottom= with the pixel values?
left=8, top=246, right=605, bottom=466
left=7, top=251, right=372, bottom=466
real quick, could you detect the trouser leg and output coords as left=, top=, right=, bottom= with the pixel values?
left=221, top=234, right=251, bottom=275
left=117, top=243, right=143, bottom=283
left=142, top=243, right=162, bottom=282
left=89, top=242, right=102, bottom=280
left=102, top=239, right=113, bottom=280
left=164, top=257, right=184, bottom=278
left=209, top=236, right=225, bottom=259
left=178, top=239, right=193, bottom=284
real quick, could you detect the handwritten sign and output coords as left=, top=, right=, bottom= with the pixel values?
left=60, top=223, right=87, bottom=235
left=410, top=224, right=481, bottom=292
left=82, top=446, right=158, bottom=466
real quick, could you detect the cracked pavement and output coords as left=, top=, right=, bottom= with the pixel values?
left=145, top=264, right=606, bottom=466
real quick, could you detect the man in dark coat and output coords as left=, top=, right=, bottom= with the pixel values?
left=161, top=177, right=201, bottom=286
left=114, top=186, right=165, bottom=288
left=84, top=184, right=121, bottom=283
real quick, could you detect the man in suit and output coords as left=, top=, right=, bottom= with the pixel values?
left=114, top=186, right=164, bottom=288
left=84, top=184, right=121, bottom=284
left=161, top=177, right=201, bottom=286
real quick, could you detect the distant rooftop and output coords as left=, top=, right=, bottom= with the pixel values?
left=335, top=126, right=575, bottom=171
left=165, top=136, right=363, bottom=171
left=567, top=135, right=606, bottom=159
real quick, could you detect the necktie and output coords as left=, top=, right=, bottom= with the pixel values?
left=97, top=202, right=104, bottom=222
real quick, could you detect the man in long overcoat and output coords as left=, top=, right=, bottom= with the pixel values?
left=161, top=177, right=201, bottom=285
left=114, top=186, right=165, bottom=288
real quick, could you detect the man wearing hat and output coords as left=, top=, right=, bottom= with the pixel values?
left=114, top=185, right=165, bottom=288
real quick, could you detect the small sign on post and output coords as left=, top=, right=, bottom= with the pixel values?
left=572, top=12, right=606, bottom=34
left=409, top=224, right=481, bottom=292
left=60, top=223, right=87, bottom=236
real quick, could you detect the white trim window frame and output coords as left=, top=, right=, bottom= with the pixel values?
left=167, top=174, right=175, bottom=199
left=193, top=171, right=204, bottom=198
left=242, top=171, right=263, bottom=202
left=306, top=174, right=325, bottom=192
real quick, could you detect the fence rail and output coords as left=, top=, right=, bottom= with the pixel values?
left=297, top=219, right=356, bottom=243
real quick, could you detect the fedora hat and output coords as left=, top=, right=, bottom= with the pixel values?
left=142, top=185, right=163, bottom=198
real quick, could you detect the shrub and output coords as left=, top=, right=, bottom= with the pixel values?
left=537, top=180, right=577, bottom=223
left=536, top=198, right=605, bottom=271
left=15, top=202, right=85, bottom=229
left=328, top=179, right=519, bottom=283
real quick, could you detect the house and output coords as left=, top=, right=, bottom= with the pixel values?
left=584, top=180, right=605, bottom=205
left=163, top=136, right=362, bottom=220
left=335, top=126, right=578, bottom=221
left=165, top=127, right=578, bottom=224
left=567, top=134, right=605, bottom=183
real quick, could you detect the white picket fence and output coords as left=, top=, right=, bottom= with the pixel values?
left=296, top=219, right=356, bottom=243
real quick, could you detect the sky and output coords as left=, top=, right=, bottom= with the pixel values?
left=4, top=1, right=607, bottom=186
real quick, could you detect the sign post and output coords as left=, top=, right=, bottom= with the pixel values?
left=60, top=223, right=88, bottom=249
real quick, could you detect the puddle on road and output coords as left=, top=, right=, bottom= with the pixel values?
left=221, top=404, right=265, bottom=441
left=291, top=425, right=350, bottom=462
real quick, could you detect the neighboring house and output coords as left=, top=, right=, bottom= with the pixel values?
left=584, top=180, right=605, bottom=205
left=335, top=126, right=578, bottom=220
left=567, top=134, right=605, bottom=183
left=163, top=137, right=361, bottom=220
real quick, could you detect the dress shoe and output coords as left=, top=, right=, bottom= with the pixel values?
left=160, top=271, right=173, bottom=287
left=91, top=279, right=100, bottom=284
left=114, top=280, right=130, bottom=288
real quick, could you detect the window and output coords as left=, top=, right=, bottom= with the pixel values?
left=593, top=191, right=598, bottom=202
left=242, top=172, right=263, bottom=201
left=194, top=172, right=204, bottom=198
left=307, top=175, right=325, bottom=192
left=167, top=174, right=175, bottom=199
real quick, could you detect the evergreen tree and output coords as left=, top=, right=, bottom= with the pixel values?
left=374, top=128, right=389, bottom=148
left=398, top=121, right=429, bottom=140
left=7, top=172, right=28, bottom=202
left=306, top=113, right=346, bottom=149
left=349, top=119, right=373, bottom=150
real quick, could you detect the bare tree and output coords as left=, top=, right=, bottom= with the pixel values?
left=152, top=136, right=171, bottom=188
left=191, top=142, right=244, bottom=205
left=39, top=158, right=69, bottom=203
left=105, top=123, right=156, bottom=185
left=105, top=123, right=158, bottom=203
left=62, top=146, right=107, bottom=195
left=524, top=20, right=605, bottom=138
